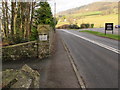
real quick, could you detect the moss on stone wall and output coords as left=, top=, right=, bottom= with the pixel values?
left=2, top=41, right=38, bottom=62
left=2, top=64, right=40, bottom=88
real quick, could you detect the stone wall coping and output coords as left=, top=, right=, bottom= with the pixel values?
left=2, top=41, right=37, bottom=48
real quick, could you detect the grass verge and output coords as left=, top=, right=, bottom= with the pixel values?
left=80, top=30, right=120, bottom=40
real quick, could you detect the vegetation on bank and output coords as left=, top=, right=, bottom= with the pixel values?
left=56, top=23, right=94, bottom=29
left=80, top=30, right=120, bottom=40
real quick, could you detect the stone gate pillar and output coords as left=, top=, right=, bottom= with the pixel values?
left=37, top=25, right=51, bottom=59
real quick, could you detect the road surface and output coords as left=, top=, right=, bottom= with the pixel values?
left=79, top=28, right=119, bottom=35
left=58, top=29, right=119, bottom=88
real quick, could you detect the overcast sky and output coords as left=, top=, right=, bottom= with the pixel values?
left=0, top=0, right=118, bottom=15
left=1, top=0, right=102, bottom=16
left=48, top=0, right=119, bottom=14
left=48, top=0, right=102, bottom=13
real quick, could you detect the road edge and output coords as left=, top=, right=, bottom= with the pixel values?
left=61, top=39, right=87, bottom=89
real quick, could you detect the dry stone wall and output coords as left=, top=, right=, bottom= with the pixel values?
left=2, top=64, right=40, bottom=89
left=2, top=26, right=55, bottom=61
left=2, top=41, right=38, bottom=62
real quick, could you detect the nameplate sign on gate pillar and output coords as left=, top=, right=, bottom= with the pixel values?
left=39, top=34, right=48, bottom=41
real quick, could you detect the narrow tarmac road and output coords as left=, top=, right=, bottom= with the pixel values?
left=58, top=29, right=118, bottom=88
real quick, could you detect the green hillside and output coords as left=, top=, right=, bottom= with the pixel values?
left=57, top=2, right=118, bottom=16
left=57, top=1, right=118, bottom=28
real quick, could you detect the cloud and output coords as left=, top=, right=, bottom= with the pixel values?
left=55, top=0, right=102, bottom=13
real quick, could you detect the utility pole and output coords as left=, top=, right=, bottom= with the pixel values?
left=54, top=0, right=56, bottom=18
left=54, top=0, right=56, bottom=31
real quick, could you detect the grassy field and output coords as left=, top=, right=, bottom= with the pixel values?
left=77, top=14, right=118, bottom=28
left=69, top=11, right=102, bottom=18
left=57, top=14, right=118, bottom=28
left=80, top=30, right=120, bottom=40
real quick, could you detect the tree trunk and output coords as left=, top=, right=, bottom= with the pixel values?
left=2, top=1, right=7, bottom=38
left=5, top=2, right=9, bottom=38
left=19, top=2, right=23, bottom=38
left=30, top=2, right=35, bottom=35
left=11, top=2, right=15, bottom=38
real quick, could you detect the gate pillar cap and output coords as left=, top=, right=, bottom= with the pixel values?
left=37, top=25, right=50, bottom=34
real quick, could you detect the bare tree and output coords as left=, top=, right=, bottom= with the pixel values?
left=1, top=0, right=38, bottom=44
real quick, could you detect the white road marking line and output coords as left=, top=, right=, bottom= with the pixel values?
left=62, top=30, right=120, bottom=54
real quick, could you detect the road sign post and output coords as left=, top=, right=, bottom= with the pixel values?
left=105, top=23, right=113, bottom=35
